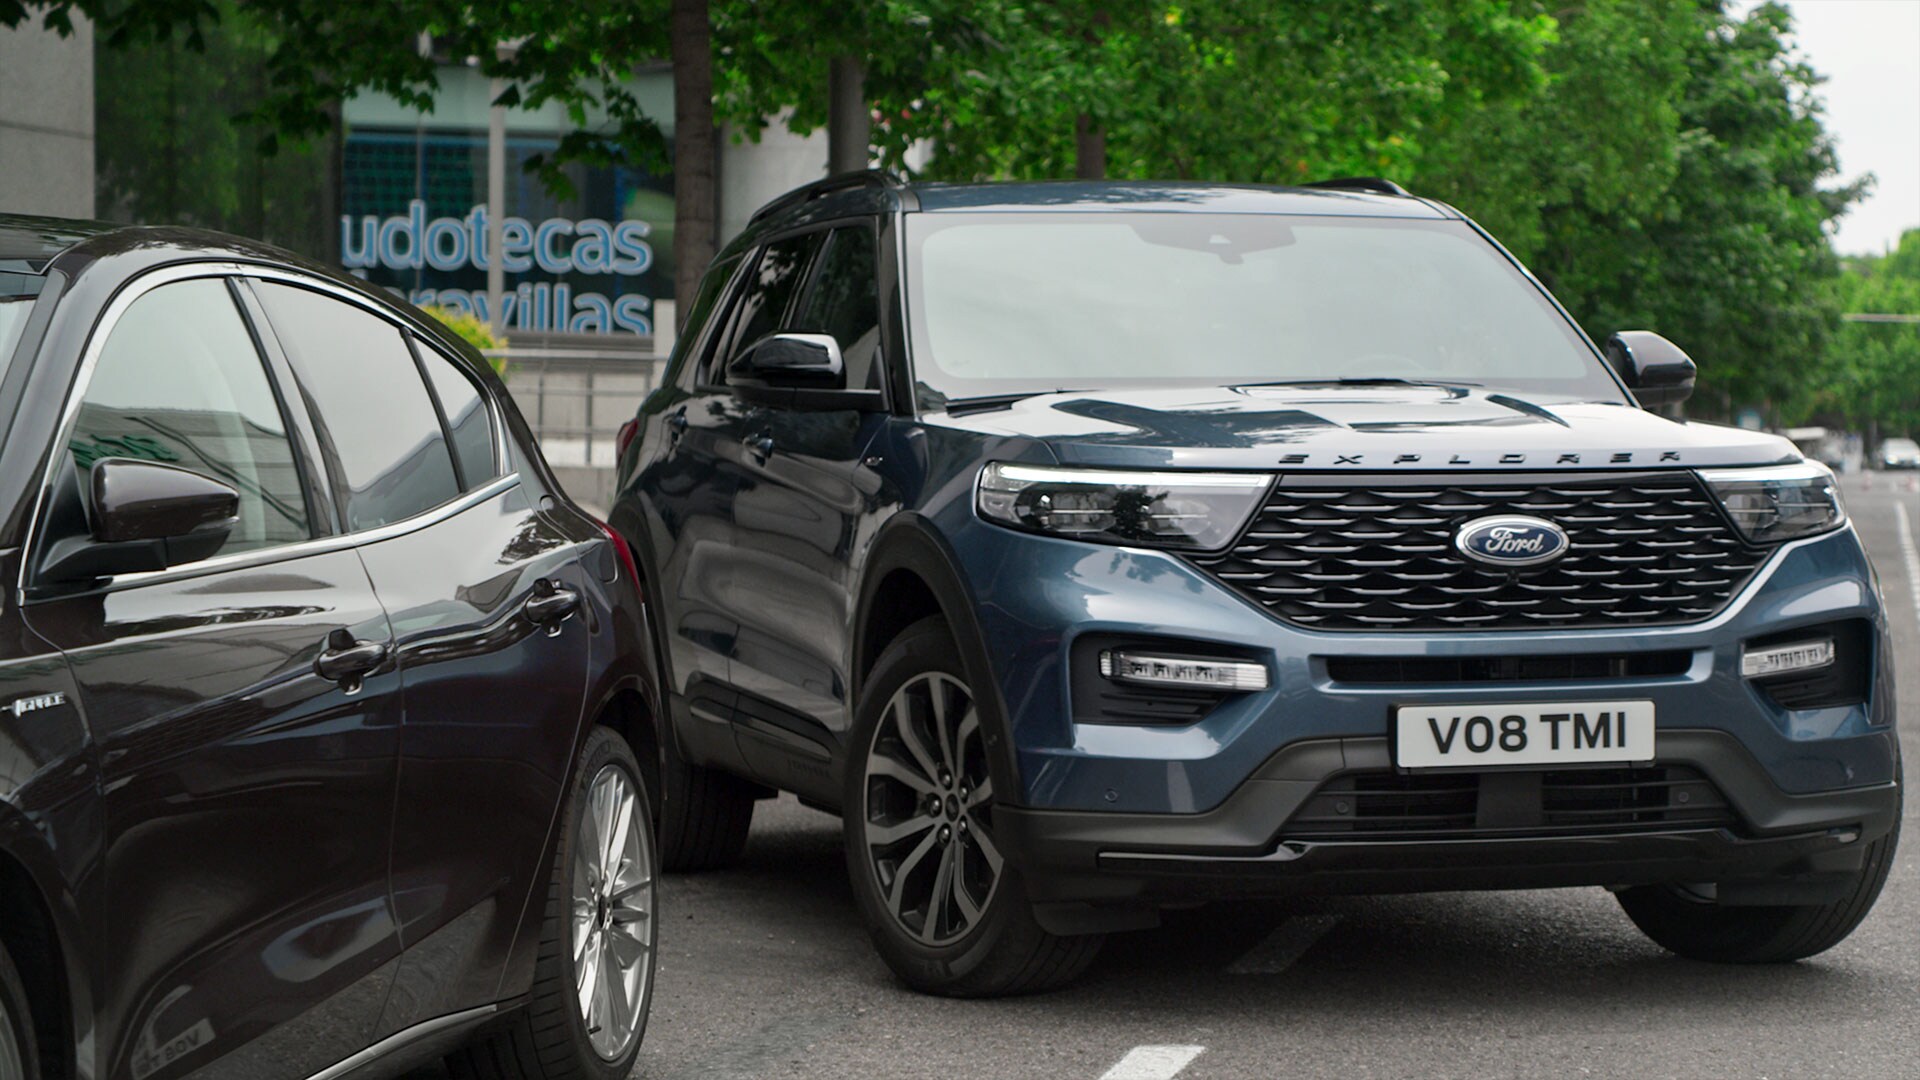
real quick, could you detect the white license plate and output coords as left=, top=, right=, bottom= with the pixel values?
left=1394, top=701, right=1655, bottom=769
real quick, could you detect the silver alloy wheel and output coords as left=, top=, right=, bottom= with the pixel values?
left=570, top=763, right=654, bottom=1061
left=862, top=670, right=1003, bottom=946
left=0, top=998, right=22, bottom=1080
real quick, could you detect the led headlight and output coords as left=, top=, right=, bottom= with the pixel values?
left=976, top=462, right=1271, bottom=550
left=1699, top=462, right=1845, bottom=544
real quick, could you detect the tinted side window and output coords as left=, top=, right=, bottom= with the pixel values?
left=74, top=279, right=310, bottom=556
left=678, top=255, right=741, bottom=391
left=417, top=342, right=499, bottom=488
left=790, top=226, right=882, bottom=390
left=722, top=232, right=823, bottom=372
left=254, top=282, right=459, bottom=530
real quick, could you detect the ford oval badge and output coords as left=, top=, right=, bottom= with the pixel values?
left=1454, top=515, right=1570, bottom=568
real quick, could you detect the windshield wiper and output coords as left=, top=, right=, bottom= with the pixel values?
left=941, top=389, right=1090, bottom=415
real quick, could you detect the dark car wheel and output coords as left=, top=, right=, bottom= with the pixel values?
left=1617, top=817, right=1898, bottom=964
left=843, top=616, right=1103, bottom=997
left=0, top=940, right=38, bottom=1080
left=658, top=739, right=757, bottom=872
left=448, top=726, right=657, bottom=1079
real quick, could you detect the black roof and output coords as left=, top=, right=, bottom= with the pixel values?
left=0, top=214, right=121, bottom=273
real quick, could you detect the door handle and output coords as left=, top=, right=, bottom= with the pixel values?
left=315, top=629, right=390, bottom=691
left=523, top=579, right=580, bottom=632
left=667, top=411, right=688, bottom=436
left=749, top=434, right=775, bottom=461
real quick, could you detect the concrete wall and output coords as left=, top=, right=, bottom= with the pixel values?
left=720, top=112, right=830, bottom=245
left=0, top=15, right=95, bottom=218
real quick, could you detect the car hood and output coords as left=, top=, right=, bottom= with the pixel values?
left=927, top=384, right=1801, bottom=472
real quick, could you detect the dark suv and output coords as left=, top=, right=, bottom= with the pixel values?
left=0, top=216, right=658, bottom=1079
left=614, top=174, right=1900, bottom=996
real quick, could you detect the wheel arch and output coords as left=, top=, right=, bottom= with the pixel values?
left=0, top=811, right=90, bottom=1080
left=853, top=515, right=1021, bottom=807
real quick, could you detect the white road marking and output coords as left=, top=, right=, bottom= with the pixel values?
left=1897, top=504, right=1920, bottom=627
left=1227, top=914, right=1344, bottom=975
left=1101, top=1045, right=1206, bottom=1080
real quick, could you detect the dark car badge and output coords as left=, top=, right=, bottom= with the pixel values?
left=1454, top=515, right=1570, bottom=568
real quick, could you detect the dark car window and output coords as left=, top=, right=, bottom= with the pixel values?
left=254, top=282, right=460, bottom=530
left=677, top=255, right=742, bottom=392
left=416, top=341, right=499, bottom=488
left=789, top=226, right=883, bottom=390
left=717, top=231, right=824, bottom=379
left=73, top=278, right=310, bottom=555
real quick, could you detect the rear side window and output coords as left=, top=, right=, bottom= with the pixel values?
left=789, top=226, right=882, bottom=390
left=416, top=342, right=499, bottom=488
left=74, top=278, right=310, bottom=556
left=722, top=232, right=824, bottom=372
left=677, top=255, right=742, bottom=391
left=254, top=282, right=460, bottom=530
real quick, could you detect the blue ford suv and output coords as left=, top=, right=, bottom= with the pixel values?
left=612, top=173, right=1900, bottom=995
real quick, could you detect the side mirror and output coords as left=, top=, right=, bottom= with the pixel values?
left=728, top=333, right=845, bottom=389
left=1605, top=331, right=1696, bottom=408
left=39, top=459, right=240, bottom=582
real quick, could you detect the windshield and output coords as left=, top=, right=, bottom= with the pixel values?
left=903, top=212, right=1627, bottom=407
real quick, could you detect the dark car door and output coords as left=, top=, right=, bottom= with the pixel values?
left=638, top=235, right=820, bottom=769
left=724, top=224, right=891, bottom=799
left=247, top=279, right=594, bottom=1033
left=19, top=274, right=404, bottom=1080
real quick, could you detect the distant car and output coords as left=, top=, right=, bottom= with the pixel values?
left=0, top=216, right=659, bottom=1080
left=1880, top=437, right=1920, bottom=469
left=615, top=173, right=1899, bottom=997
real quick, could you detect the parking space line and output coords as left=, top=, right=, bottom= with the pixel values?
left=1100, top=1045, right=1206, bottom=1080
left=1226, top=914, right=1343, bottom=975
left=1897, top=504, right=1920, bottom=626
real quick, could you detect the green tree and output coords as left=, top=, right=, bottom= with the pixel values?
left=91, top=0, right=332, bottom=253
left=1826, top=232, right=1920, bottom=440
left=1421, top=1, right=1864, bottom=425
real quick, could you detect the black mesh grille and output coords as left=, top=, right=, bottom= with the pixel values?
left=1192, top=472, right=1766, bottom=631
left=1281, top=766, right=1736, bottom=840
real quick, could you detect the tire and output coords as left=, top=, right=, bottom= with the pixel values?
left=657, top=742, right=756, bottom=872
left=843, top=616, right=1103, bottom=997
left=0, top=939, right=38, bottom=1080
left=447, top=726, right=657, bottom=1080
left=1617, top=818, right=1899, bottom=964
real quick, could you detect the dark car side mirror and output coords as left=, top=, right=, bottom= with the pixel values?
left=39, top=459, right=241, bottom=582
left=727, top=332, right=887, bottom=412
left=1605, top=331, right=1696, bottom=408
left=729, top=333, right=845, bottom=388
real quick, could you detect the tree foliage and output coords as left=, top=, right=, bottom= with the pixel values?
left=6, top=0, right=1907, bottom=431
left=1421, top=1, right=1865, bottom=425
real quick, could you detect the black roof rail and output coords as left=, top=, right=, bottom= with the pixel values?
left=748, top=169, right=913, bottom=225
left=1303, top=176, right=1412, bottom=197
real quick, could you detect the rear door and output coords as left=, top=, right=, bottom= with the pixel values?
left=247, top=278, right=594, bottom=1033
left=20, top=273, right=403, bottom=1080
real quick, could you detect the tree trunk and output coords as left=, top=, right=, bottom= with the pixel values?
left=1074, top=112, right=1105, bottom=179
left=828, top=55, right=870, bottom=174
left=671, top=0, right=718, bottom=331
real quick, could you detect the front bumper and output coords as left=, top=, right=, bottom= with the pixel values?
left=947, top=518, right=1897, bottom=814
left=993, top=730, right=1900, bottom=910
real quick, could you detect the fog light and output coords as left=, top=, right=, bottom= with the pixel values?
left=1098, top=651, right=1269, bottom=691
left=1741, top=638, right=1834, bottom=679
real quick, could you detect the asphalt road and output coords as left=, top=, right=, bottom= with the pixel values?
left=428, top=471, right=1920, bottom=1080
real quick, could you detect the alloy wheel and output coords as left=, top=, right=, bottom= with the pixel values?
left=862, top=671, right=1003, bottom=946
left=570, top=763, right=655, bottom=1060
